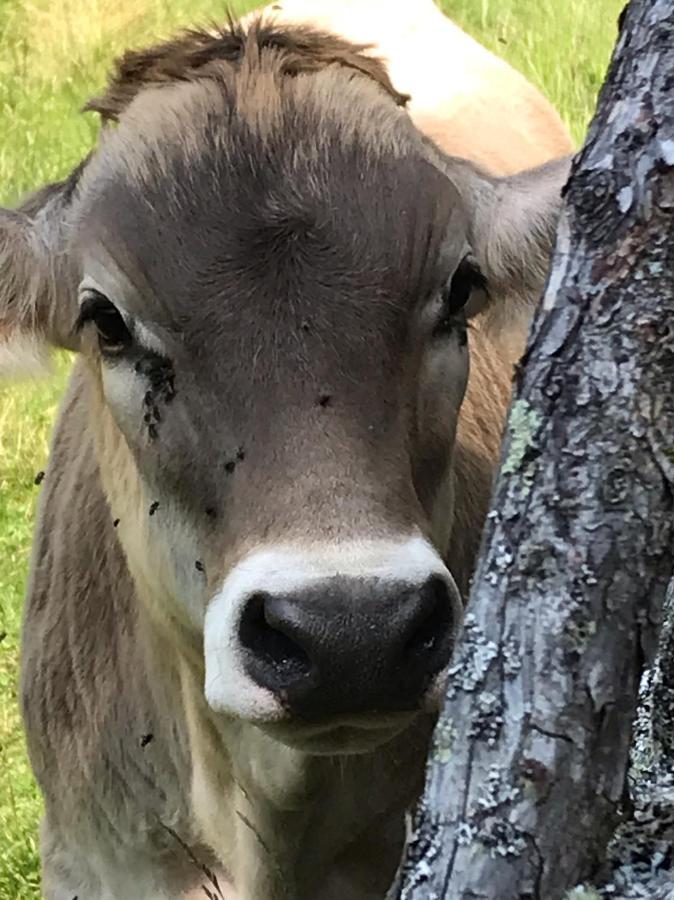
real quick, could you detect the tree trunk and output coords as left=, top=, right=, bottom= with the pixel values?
left=591, top=582, right=674, bottom=898
left=392, top=1, right=674, bottom=897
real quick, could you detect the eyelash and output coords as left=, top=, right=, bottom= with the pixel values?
left=433, top=256, right=486, bottom=338
left=75, top=291, right=133, bottom=355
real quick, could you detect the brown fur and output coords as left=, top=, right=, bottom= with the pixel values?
left=85, top=19, right=409, bottom=122
left=256, top=0, right=574, bottom=175
left=0, top=10, right=573, bottom=900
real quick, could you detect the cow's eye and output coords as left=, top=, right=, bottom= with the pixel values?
left=443, top=256, right=486, bottom=315
left=433, top=255, right=486, bottom=338
left=76, top=291, right=132, bottom=355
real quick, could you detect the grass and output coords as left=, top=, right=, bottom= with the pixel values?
left=0, top=0, right=622, bottom=895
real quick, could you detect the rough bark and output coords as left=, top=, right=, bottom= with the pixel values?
left=392, top=1, right=674, bottom=897
left=585, top=584, right=674, bottom=898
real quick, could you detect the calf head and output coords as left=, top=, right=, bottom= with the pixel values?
left=0, top=20, right=569, bottom=752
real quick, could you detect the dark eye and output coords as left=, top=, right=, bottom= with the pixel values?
left=76, top=291, right=132, bottom=355
left=433, top=255, right=486, bottom=338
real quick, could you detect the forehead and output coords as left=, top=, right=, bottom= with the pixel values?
left=74, top=64, right=468, bottom=344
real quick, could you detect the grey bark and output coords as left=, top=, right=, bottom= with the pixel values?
left=588, top=583, right=674, bottom=898
left=391, top=1, right=674, bottom=898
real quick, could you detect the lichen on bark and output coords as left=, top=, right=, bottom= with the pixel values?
left=501, top=399, right=542, bottom=476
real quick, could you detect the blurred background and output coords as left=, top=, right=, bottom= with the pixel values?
left=0, top=0, right=623, bottom=895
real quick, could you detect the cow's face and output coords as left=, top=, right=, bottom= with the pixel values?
left=0, top=24, right=568, bottom=753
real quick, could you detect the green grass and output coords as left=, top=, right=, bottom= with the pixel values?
left=439, top=0, right=621, bottom=146
left=0, top=359, right=70, bottom=900
left=0, top=0, right=622, bottom=896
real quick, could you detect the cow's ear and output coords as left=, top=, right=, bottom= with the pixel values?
left=472, top=156, right=572, bottom=327
left=432, top=151, right=571, bottom=331
left=0, top=170, right=83, bottom=377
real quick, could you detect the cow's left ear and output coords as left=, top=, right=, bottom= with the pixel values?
left=432, top=150, right=572, bottom=329
left=474, top=155, right=572, bottom=315
left=0, top=169, right=83, bottom=377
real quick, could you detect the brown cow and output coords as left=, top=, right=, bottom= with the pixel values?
left=0, top=10, right=571, bottom=900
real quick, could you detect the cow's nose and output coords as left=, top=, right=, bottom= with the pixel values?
left=237, top=574, right=457, bottom=719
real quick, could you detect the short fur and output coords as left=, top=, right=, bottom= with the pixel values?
left=0, top=11, right=572, bottom=900
left=255, top=0, right=574, bottom=175
left=85, top=19, right=410, bottom=122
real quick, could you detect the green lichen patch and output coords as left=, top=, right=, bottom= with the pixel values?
left=566, top=889, right=603, bottom=900
left=502, top=400, right=543, bottom=475
left=432, top=717, right=456, bottom=763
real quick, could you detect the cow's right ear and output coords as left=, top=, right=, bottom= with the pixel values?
left=0, top=170, right=84, bottom=377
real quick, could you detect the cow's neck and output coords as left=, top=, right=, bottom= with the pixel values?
left=170, top=645, right=427, bottom=900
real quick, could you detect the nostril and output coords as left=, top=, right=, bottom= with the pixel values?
left=239, top=592, right=312, bottom=687
left=404, top=576, right=454, bottom=661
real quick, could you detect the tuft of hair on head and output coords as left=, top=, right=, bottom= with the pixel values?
left=84, top=14, right=409, bottom=123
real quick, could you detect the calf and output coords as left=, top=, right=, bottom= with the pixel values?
left=0, top=12, right=570, bottom=900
